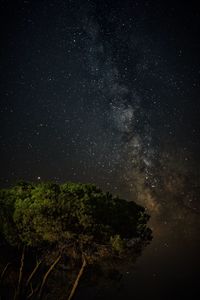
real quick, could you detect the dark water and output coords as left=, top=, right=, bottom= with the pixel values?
left=76, top=216, right=200, bottom=300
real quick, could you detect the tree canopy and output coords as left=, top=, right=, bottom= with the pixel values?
left=1, top=181, right=151, bottom=251
left=0, top=181, right=152, bottom=299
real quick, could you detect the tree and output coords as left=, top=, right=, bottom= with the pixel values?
left=0, top=181, right=152, bottom=299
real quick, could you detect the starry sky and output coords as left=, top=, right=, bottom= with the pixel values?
left=0, top=0, right=200, bottom=298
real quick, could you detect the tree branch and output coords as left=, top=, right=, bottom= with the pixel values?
left=0, top=262, right=11, bottom=283
left=67, top=255, right=87, bottom=300
left=26, top=259, right=42, bottom=287
left=14, top=245, right=25, bottom=300
left=38, top=254, right=61, bottom=299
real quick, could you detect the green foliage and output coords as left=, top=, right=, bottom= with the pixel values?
left=0, top=188, right=19, bottom=245
left=110, top=235, right=125, bottom=253
left=0, top=181, right=152, bottom=299
left=0, top=181, right=151, bottom=252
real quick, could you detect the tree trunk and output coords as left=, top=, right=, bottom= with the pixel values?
left=26, top=259, right=42, bottom=287
left=38, top=254, right=61, bottom=299
left=67, top=256, right=87, bottom=300
left=0, top=262, right=11, bottom=283
left=14, top=246, right=25, bottom=300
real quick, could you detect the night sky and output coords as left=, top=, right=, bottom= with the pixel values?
left=1, top=0, right=200, bottom=299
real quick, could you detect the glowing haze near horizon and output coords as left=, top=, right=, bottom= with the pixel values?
left=0, top=1, right=200, bottom=298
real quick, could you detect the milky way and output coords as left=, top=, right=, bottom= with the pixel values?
left=1, top=0, right=200, bottom=276
left=77, top=3, right=200, bottom=240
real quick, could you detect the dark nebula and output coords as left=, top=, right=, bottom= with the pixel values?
left=0, top=0, right=200, bottom=299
